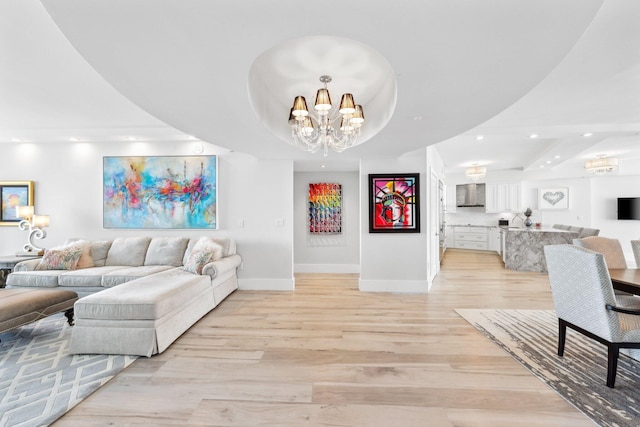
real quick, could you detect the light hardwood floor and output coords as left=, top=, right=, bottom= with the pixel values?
left=54, top=249, right=593, bottom=426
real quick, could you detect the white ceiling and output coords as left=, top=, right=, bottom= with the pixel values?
left=1, top=0, right=638, bottom=177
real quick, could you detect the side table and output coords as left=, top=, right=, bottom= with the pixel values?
left=0, top=255, right=41, bottom=288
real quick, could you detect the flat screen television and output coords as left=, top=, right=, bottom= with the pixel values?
left=617, top=197, right=640, bottom=220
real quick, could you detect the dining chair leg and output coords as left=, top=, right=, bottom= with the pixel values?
left=606, top=344, right=620, bottom=388
left=557, top=318, right=567, bottom=357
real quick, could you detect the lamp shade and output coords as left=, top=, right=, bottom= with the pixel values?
left=292, top=96, right=309, bottom=117
left=301, top=117, right=315, bottom=136
left=340, top=116, right=354, bottom=133
left=338, top=93, right=356, bottom=114
left=32, top=215, right=49, bottom=228
left=314, top=88, right=332, bottom=112
left=288, top=108, right=297, bottom=126
left=350, top=105, right=365, bottom=125
left=16, top=205, right=34, bottom=219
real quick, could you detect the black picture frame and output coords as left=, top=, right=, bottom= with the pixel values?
left=368, top=173, right=420, bottom=233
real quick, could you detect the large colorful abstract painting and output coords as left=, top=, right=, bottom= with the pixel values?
left=103, top=156, right=217, bottom=229
left=308, top=183, right=342, bottom=234
left=368, top=173, right=420, bottom=233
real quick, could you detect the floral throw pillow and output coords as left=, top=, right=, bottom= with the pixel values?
left=183, top=250, right=213, bottom=275
left=36, top=246, right=84, bottom=270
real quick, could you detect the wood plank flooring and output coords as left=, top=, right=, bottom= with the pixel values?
left=53, top=249, right=593, bottom=426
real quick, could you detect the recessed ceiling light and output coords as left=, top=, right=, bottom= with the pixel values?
left=582, top=132, right=593, bottom=137
left=476, top=135, right=484, bottom=140
left=126, top=136, right=137, bottom=141
left=554, top=155, right=561, bottom=159
left=69, top=137, right=80, bottom=142
left=546, top=160, right=552, bottom=164
left=539, top=165, right=545, bottom=168
left=11, top=138, right=23, bottom=143
left=529, top=134, right=538, bottom=139
left=413, top=116, right=423, bottom=121
left=321, top=165, right=326, bottom=168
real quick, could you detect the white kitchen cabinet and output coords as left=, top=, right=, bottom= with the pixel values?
left=485, top=183, right=521, bottom=213
left=453, top=226, right=488, bottom=250
left=488, top=227, right=500, bottom=252
left=445, top=226, right=454, bottom=248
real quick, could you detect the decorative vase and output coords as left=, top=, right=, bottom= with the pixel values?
left=524, top=207, right=533, bottom=227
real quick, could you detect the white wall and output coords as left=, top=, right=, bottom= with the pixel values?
left=293, top=171, right=360, bottom=273
left=521, top=177, right=592, bottom=228
left=359, top=149, right=429, bottom=293
left=0, top=141, right=294, bottom=290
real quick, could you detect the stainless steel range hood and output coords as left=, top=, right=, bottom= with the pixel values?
left=456, top=183, right=486, bottom=207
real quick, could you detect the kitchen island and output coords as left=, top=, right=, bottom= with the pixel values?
left=502, top=227, right=578, bottom=272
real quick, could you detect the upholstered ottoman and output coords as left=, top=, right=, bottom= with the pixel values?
left=0, top=288, right=78, bottom=335
left=69, top=268, right=215, bottom=357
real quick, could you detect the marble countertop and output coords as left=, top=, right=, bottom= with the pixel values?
left=500, top=226, right=577, bottom=233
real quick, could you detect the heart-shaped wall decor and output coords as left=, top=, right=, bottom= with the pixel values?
left=543, top=191, right=565, bottom=206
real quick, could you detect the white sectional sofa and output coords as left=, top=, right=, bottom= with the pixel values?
left=6, top=236, right=241, bottom=357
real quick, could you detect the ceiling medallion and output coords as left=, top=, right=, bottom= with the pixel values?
left=288, top=75, right=365, bottom=156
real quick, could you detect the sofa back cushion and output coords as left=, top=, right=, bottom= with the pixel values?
left=105, top=237, right=152, bottom=267
left=144, top=237, right=189, bottom=266
left=90, top=240, right=113, bottom=267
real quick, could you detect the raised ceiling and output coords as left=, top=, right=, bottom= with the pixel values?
left=1, top=1, right=638, bottom=176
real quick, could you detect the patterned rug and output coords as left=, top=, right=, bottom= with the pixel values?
left=0, top=313, right=137, bottom=427
left=456, top=309, right=640, bottom=427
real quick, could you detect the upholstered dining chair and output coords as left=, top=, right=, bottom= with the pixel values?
left=573, top=236, right=630, bottom=295
left=578, top=227, right=600, bottom=238
left=632, top=240, right=640, bottom=268
left=573, top=236, right=627, bottom=267
left=544, top=244, right=640, bottom=388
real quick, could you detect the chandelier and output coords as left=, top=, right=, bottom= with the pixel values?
left=585, top=155, right=618, bottom=175
left=288, top=75, right=365, bottom=156
left=465, top=164, right=487, bottom=182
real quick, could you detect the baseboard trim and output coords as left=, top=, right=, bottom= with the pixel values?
left=238, top=278, right=295, bottom=291
left=358, top=279, right=431, bottom=294
left=294, top=264, right=360, bottom=274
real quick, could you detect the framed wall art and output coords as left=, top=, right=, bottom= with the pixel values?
left=103, top=156, right=217, bottom=229
left=0, top=181, right=34, bottom=226
left=308, top=182, right=342, bottom=234
left=368, top=173, right=420, bottom=233
left=538, top=187, right=569, bottom=210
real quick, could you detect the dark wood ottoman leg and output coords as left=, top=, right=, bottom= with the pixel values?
left=64, top=308, right=74, bottom=326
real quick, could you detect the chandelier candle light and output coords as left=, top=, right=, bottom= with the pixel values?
left=16, top=205, right=49, bottom=254
left=289, top=75, right=365, bottom=156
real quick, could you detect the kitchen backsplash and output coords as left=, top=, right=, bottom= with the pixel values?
left=446, top=208, right=542, bottom=227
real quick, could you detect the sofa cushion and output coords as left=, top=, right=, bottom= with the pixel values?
left=183, top=250, right=213, bottom=275
left=74, top=269, right=211, bottom=320
left=105, top=237, right=152, bottom=267
left=183, top=237, right=230, bottom=264
left=6, top=270, right=67, bottom=288
left=90, top=240, right=113, bottom=267
left=144, top=237, right=189, bottom=267
left=58, top=266, right=130, bottom=288
left=36, top=246, right=84, bottom=271
left=101, top=266, right=175, bottom=288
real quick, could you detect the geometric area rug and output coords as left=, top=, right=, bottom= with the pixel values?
left=456, top=309, right=640, bottom=427
left=0, top=313, right=137, bottom=427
